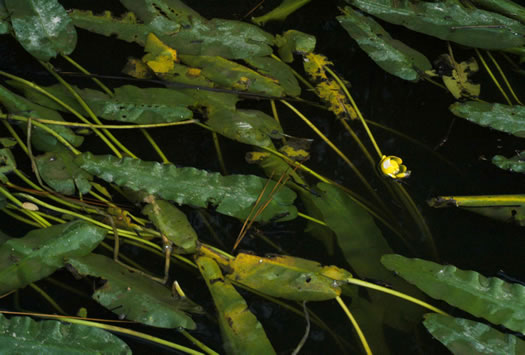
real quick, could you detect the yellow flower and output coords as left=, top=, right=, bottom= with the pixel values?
left=379, top=155, right=411, bottom=179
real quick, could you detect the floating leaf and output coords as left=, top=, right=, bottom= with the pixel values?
left=428, top=194, right=525, bottom=226
left=346, top=0, right=525, bottom=49
left=252, top=0, right=312, bottom=25
left=142, top=198, right=198, bottom=253
left=450, top=101, right=525, bottom=137
left=196, top=256, right=276, bottom=355
left=493, top=152, right=525, bottom=174
left=275, top=29, right=316, bottom=63
left=75, top=153, right=297, bottom=222
left=471, top=0, right=525, bottom=24
left=423, top=313, right=525, bottom=355
left=227, top=253, right=352, bottom=301
left=5, top=0, right=77, bottom=61
left=338, top=7, right=431, bottom=81
left=382, top=254, right=525, bottom=334
left=0, top=220, right=106, bottom=294
left=35, top=149, right=92, bottom=195
left=0, top=314, right=131, bottom=354
left=68, top=253, right=200, bottom=329
left=434, top=55, right=480, bottom=99
left=243, top=56, right=301, bottom=96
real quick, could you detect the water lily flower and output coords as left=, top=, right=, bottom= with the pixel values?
left=379, top=155, right=411, bottom=179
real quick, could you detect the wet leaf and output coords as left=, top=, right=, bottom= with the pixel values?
left=243, top=56, right=301, bottom=96
left=275, top=29, right=316, bottom=63
left=0, top=84, right=83, bottom=152
left=0, top=220, right=106, bottom=294
left=382, top=254, right=525, bottom=334
left=423, top=313, right=525, bottom=355
left=68, top=253, right=200, bottom=329
left=35, top=149, right=92, bottom=195
left=196, top=256, right=276, bottom=355
left=493, top=152, right=525, bottom=174
left=227, top=253, right=352, bottom=301
left=75, top=153, right=298, bottom=222
left=346, top=0, right=525, bottom=49
left=142, top=198, right=198, bottom=253
left=0, top=314, right=131, bottom=354
left=428, top=194, right=525, bottom=227
left=471, top=0, right=525, bottom=24
left=5, top=0, right=77, bottom=61
left=450, top=101, right=525, bottom=137
left=252, top=0, right=312, bottom=25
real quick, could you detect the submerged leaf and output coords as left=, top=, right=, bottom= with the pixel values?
left=0, top=314, right=131, bottom=354
left=338, top=7, right=431, bottom=81
left=449, top=101, right=525, bottom=137
left=493, top=152, right=525, bottom=174
left=68, top=253, right=200, bottom=329
left=346, top=0, right=525, bottom=49
left=423, top=313, right=525, bottom=355
left=0, top=220, right=106, bottom=294
left=196, top=256, right=276, bottom=355
left=435, top=55, right=480, bottom=99
left=75, top=153, right=297, bottom=222
left=228, top=253, right=352, bottom=301
left=382, top=254, right=525, bottom=334
left=6, top=0, right=77, bottom=61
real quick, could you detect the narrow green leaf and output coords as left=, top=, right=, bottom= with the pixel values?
left=450, top=101, right=525, bottom=137
left=0, top=314, right=131, bottom=354
left=67, top=253, right=200, bottom=329
left=424, top=313, right=525, bottom=355
left=338, top=7, right=431, bottom=81
left=6, top=0, right=77, bottom=61
left=346, top=0, right=525, bottom=49
left=382, top=254, right=525, bottom=334
left=493, top=152, right=525, bottom=174
left=196, top=256, right=276, bottom=355
left=0, top=220, right=106, bottom=294
left=75, top=153, right=297, bottom=222
left=252, top=0, right=312, bottom=25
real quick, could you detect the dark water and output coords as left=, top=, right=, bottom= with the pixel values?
left=1, top=0, right=525, bottom=354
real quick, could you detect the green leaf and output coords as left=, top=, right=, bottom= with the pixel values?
left=275, top=29, right=316, bottom=63
left=0, top=230, right=11, bottom=246
left=346, top=0, right=525, bottom=49
left=5, top=0, right=77, bottom=61
left=493, top=152, right=525, bottom=174
left=75, top=153, right=298, bottom=222
left=471, top=0, right=525, bottom=24
left=142, top=198, right=198, bottom=253
left=244, top=56, right=301, bottom=97
left=423, top=313, right=525, bottom=355
left=0, top=314, right=131, bottom=354
left=0, top=220, right=106, bottom=294
left=68, top=253, right=200, bottom=329
left=382, top=254, right=525, bottom=334
left=450, top=101, right=525, bottom=137
left=0, top=2, right=9, bottom=35
left=0, top=147, right=16, bottom=183
left=337, top=7, right=431, bottom=81
left=0, top=84, right=83, bottom=152
left=227, top=253, right=352, bottom=301
left=252, top=0, right=312, bottom=25
left=196, top=256, right=276, bottom=355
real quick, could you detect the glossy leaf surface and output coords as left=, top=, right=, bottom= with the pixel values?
left=6, top=0, right=77, bottom=61
left=244, top=56, right=301, bottom=96
left=75, top=153, right=297, bottom=222
left=0, top=314, right=131, bottom=354
left=382, top=254, right=525, bottom=334
left=0, top=220, right=106, bottom=294
left=423, top=313, right=525, bottom=355
left=493, top=152, right=525, bottom=174
left=68, top=253, right=200, bottom=329
left=196, top=256, right=276, bottom=355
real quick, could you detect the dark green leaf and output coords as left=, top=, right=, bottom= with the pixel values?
left=0, top=147, right=16, bottom=183
left=0, top=314, right=131, bottom=354
left=75, top=153, right=298, bottom=222
left=382, top=254, right=525, bottom=334
left=471, top=0, right=525, bottom=24
left=346, top=0, right=525, bottom=49
left=338, top=7, right=431, bottom=81
left=196, top=256, right=276, bottom=355
left=424, top=313, right=525, bottom=355
left=68, top=253, right=200, bottom=329
left=244, top=56, right=301, bottom=96
left=0, top=220, right=106, bottom=294
left=450, top=101, right=525, bottom=137
left=0, top=2, right=9, bottom=35
left=5, top=0, right=77, bottom=61
left=493, top=152, right=525, bottom=174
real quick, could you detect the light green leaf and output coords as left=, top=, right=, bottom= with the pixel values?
left=0, top=314, right=131, bottom=354
left=424, top=313, right=525, bottom=355
left=5, top=0, right=77, bottom=61
left=275, top=29, right=316, bottom=63
left=252, top=0, right=312, bottom=25
left=68, top=253, right=200, bottom=329
left=0, top=220, right=106, bottom=294
left=382, top=254, right=525, bottom=334
left=75, top=153, right=297, bottom=222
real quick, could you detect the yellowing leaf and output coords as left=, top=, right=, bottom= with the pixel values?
left=317, top=80, right=357, bottom=119
left=304, top=52, right=332, bottom=80
left=437, top=54, right=480, bottom=99
left=143, top=33, right=178, bottom=73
